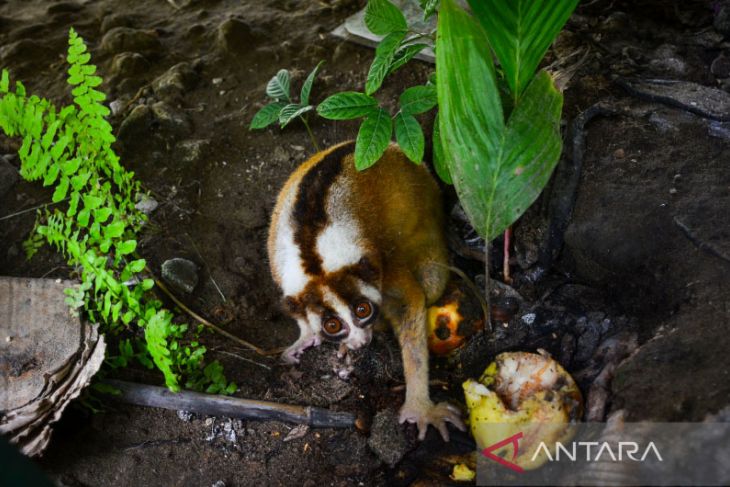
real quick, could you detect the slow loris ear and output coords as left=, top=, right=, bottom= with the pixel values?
left=355, top=256, right=380, bottom=283
left=282, top=296, right=304, bottom=317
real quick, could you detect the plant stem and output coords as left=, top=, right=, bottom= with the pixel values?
left=150, top=268, right=271, bottom=356
left=484, top=241, right=492, bottom=332
left=301, top=116, right=320, bottom=152
left=0, top=198, right=68, bottom=221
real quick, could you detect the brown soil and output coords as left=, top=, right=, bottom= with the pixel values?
left=1, top=0, right=729, bottom=485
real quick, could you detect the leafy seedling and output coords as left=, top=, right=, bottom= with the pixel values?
left=250, top=61, right=324, bottom=151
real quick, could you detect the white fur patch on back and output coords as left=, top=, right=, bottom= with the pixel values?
left=273, top=190, right=308, bottom=296
left=316, top=221, right=364, bottom=273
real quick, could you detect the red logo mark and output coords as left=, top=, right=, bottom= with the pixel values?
left=481, top=432, right=525, bottom=473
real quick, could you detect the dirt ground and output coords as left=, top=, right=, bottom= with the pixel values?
left=1, top=0, right=729, bottom=485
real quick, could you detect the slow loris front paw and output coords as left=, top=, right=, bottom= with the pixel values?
left=399, top=398, right=465, bottom=441
left=282, top=335, right=322, bottom=364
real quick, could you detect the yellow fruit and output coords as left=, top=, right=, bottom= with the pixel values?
left=463, top=351, right=583, bottom=470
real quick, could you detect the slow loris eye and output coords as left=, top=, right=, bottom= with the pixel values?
left=354, top=301, right=373, bottom=320
left=322, top=317, right=343, bottom=335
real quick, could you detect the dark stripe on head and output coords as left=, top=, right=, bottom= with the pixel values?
left=292, top=142, right=354, bottom=275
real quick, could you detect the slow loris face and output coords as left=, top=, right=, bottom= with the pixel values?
left=284, top=259, right=382, bottom=351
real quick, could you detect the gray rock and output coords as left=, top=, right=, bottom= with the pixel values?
left=0, top=155, right=18, bottom=200
left=150, top=101, right=192, bottom=138
left=216, top=18, right=263, bottom=54
left=100, top=27, right=161, bottom=56
left=153, top=62, right=199, bottom=100
left=367, top=409, right=411, bottom=466
left=110, top=52, right=150, bottom=79
left=46, top=2, right=83, bottom=15
left=708, top=120, right=730, bottom=140
left=134, top=194, right=159, bottom=214
left=118, top=104, right=152, bottom=142
left=161, top=258, right=198, bottom=294
left=711, top=53, right=730, bottom=79
left=100, top=13, right=138, bottom=34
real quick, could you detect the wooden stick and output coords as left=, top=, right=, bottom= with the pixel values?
left=104, top=380, right=356, bottom=428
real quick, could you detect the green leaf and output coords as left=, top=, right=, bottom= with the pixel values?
left=300, top=60, right=324, bottom=106
left=249, top=102, right=285, bottom=130
left=83, top=194, right=103, bottom=210
left=44, top=163, right=61, bottom=187
left=365, top=30, right=406, bottom=95
left=437, top=0, right=563, bottom=240
left=317, top=92, right=379, bottom=120
left=365, top=0, right=407, bottom=35
left=128, top=258, right=146, bottom=273
left=432, top=112, right=452, bottom=184
left=279, top=104, right=313, bottom=128
left=0, top=70, right=8, bottom=93
left=53, top=176, right=70, bottom=202
left=388, top=43, right=428, bottom=75
left=354, top=108, right=392, bottom=170
left=399, top=85, right=437, bottom=115
left=467, top=0, right=578, bottom=99
left=105, top=220, right=125, bottom=239
left=116, top=240, right=137, bottom=256
left=266, top=69, right=291, bottom=102
left=394, top=113, right=424, bottom=163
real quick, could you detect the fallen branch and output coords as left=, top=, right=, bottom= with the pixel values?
left=673, top=217, right=730, bottom=265
left=104, top=380, right=356, bottom=428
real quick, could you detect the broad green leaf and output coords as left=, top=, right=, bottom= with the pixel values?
left=128, top=258, right=146, bottom=273
left=365, top=0, right=407, bottom=35
left=437, top=0, right=563, bottom=240
left=279, top=104, right=313, bottom=128
left=366, top=30, right=406, bottom=95
left=301, top=60, right=324, bottom=106
left=432, top=112, right=452, bottom=184
left=467, top=0, right=578, bottom=99
left=249, top=102, right=285, bottom=129
left=354, top=108, right=392, bottom=170
left=394, top=113, right=424, bottom=163
left=317, top=92, right=378, bottom=120
left=399, top=85, right=437, bottom=115
left=266, top=69, right=291, bottom=101
left=105, top=220, right=125, bottom=239
left=388, top=43, right=428, bottom=75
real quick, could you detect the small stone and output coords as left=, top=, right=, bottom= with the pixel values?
left=109, top=100, right=125, bottom=116
left=669, top=188, right=678, bottom=194
left=216, top=18, right=263, bottom=54
left=118, top=104, right=152, bottom=141
left=0, top=155, right=19, bottom=200
left=648, top=112, right=677, bottom=133
left=712, top=54, right=730, bottom=79
left=135, top=194, right=158, bottom=214
left=521, top=313, right=536, bottom=325
left=211, top=481, right=226, bottom=487
left=153, top=62, right=199, bottom=100
left=613, top=148, right=625, bottom=159
left=100, top=27, right=161, bottom=56
left=161, top=258, right=199, bottom=294
left=5, top=336, right=11, bottom=343
left=367, top=409, right=411, bottom=466
left=110, top=52, right=150, bottom=79
left=177, top=410, right=194, bottom=422
left=212, top=77, right=223, bottom=85
left=708, top=120, right=730, bottom=140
